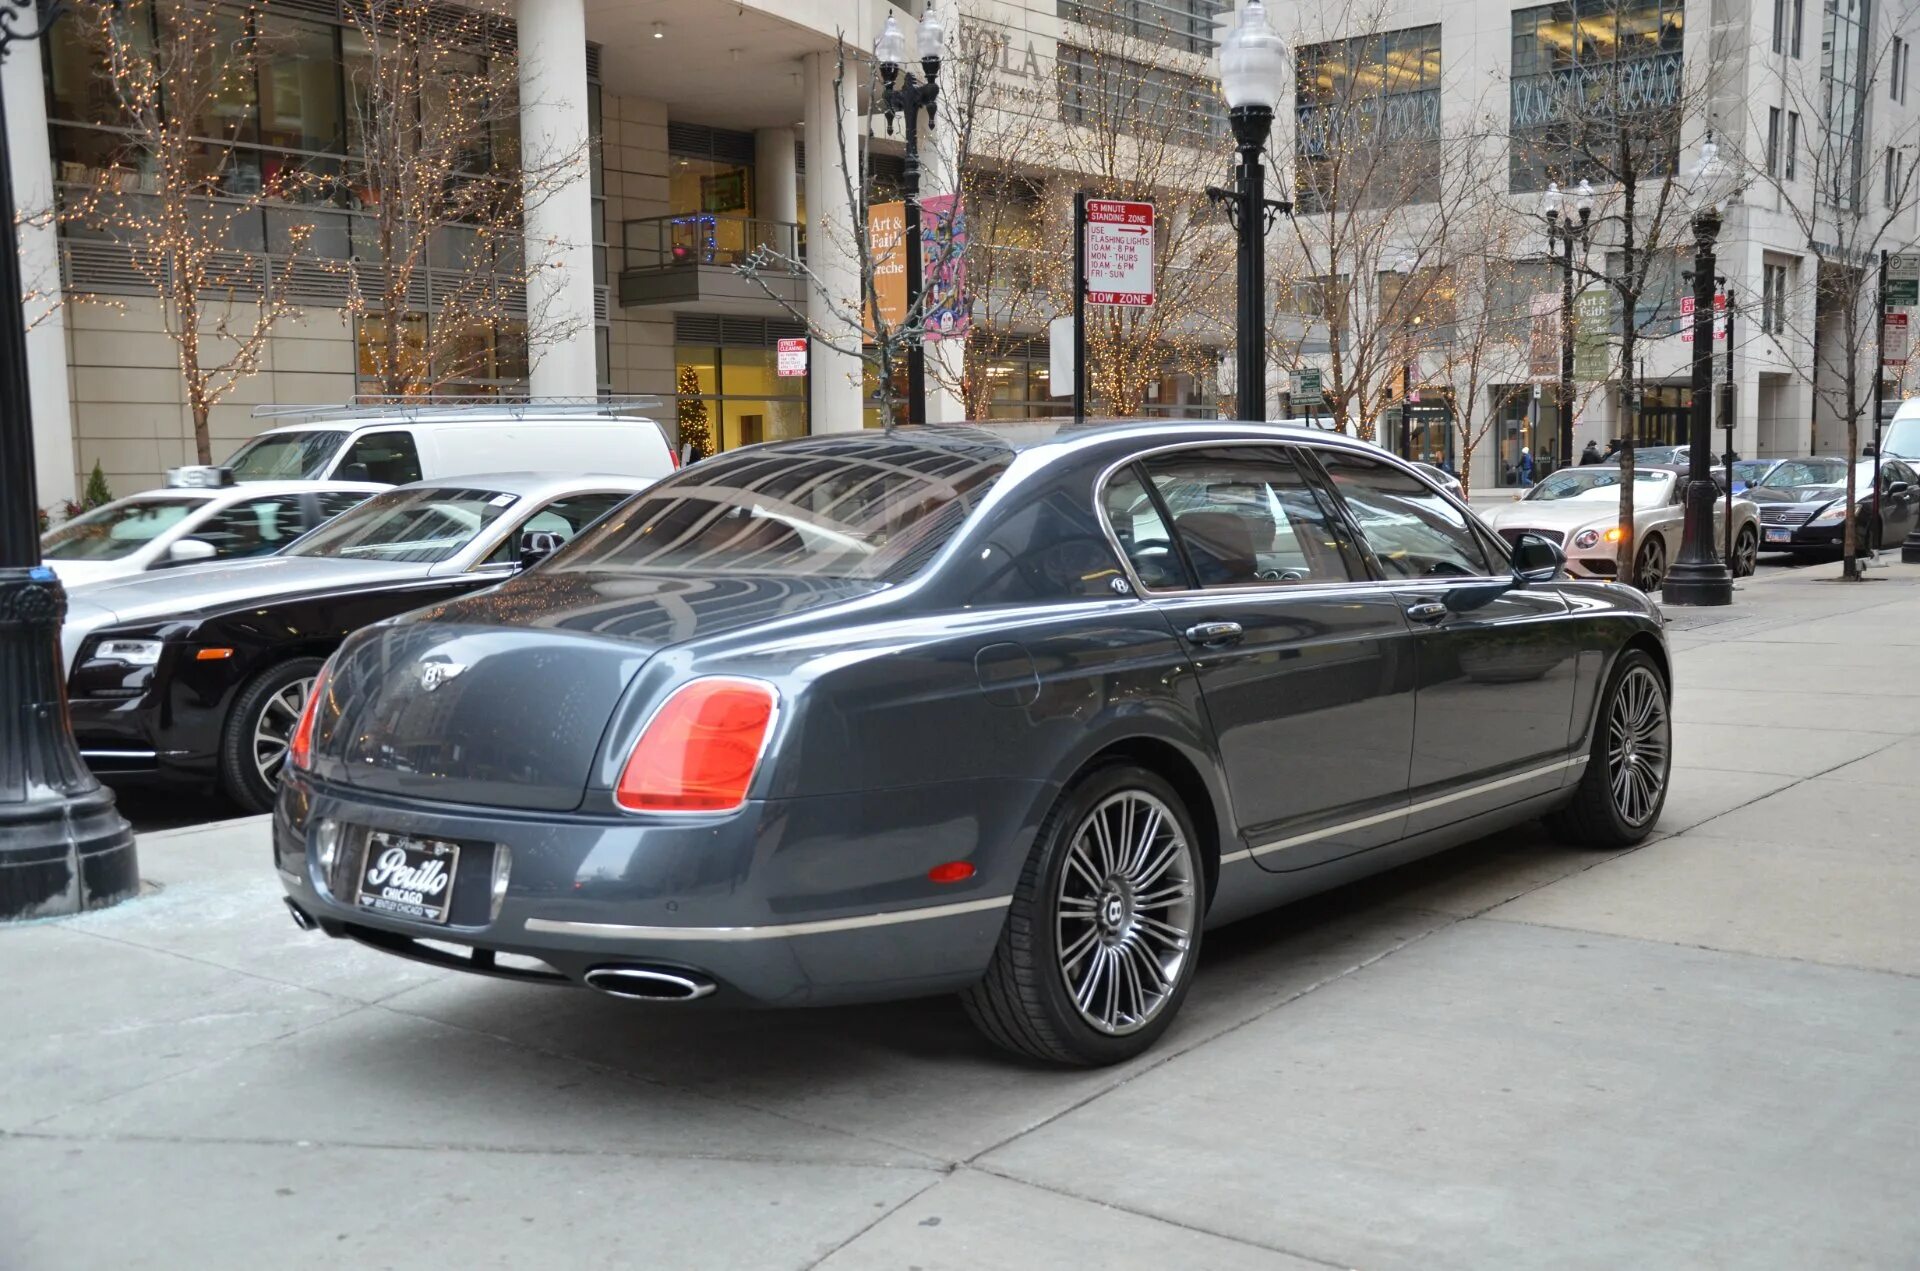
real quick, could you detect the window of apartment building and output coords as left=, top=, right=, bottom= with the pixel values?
left=1279, top=275, right=1352, bottom=353
left=1603, top=249, right=1686, bottom=336
left=1762, top=261, right=1790, bottom=333
left=1057, top=0, right=1229, bottom=56
left=1376, top=265, right=1457, bottom=343
left=1787, top=110, right=1801, bottom=176
left=1794, top=0, right=1806, bottom=54
left=1886, top=146, right=1904, bottom=204
left=1822, top=0, right=1872, bottom=209
left=1774, top=0, right=1790, bottom=52
left=1295, top=25, right=1443, bottom=211
left=1509, top=0, right=1685, bottom=191
left=1057, top=44, right=1226, bottom=147
left=1894, top=36, right=1910, bottom=101
left=674, top=316, right=808, bottom=452
left=1768, top=107, right=1783, bottom=173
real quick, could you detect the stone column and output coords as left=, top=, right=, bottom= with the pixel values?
left=4, top=45, right=75, bottom=505
left=802, top=51, right=864, bottom=433
left=754, top=128, right=798, bottom=225
left=517, top=0, right=599, bottom=398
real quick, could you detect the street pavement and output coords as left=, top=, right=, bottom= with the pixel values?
left=6, top=559, right=1919, bottom=1269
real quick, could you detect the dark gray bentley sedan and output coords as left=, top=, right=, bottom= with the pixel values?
left=277, top=421, right=1672, bottom=1065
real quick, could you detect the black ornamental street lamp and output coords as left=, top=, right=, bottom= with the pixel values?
left=1213, top=1, right=1289, bottom=422
left=1663, top=134, right=1737, bottom=607
left=875, top=7, right=944, bottom=428
left=0, top=0, right=139, bottom=919
left=1540, top=178, right=1593, bottom=471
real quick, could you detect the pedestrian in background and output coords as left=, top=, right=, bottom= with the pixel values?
left=1519, top=446, right=1534, bottom=486
left=1581, top=440, right=1603, bottom=465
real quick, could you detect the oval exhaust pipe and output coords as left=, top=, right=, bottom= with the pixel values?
left=583, top=965, right=716, bottom=1002
left=285, top=897, right=318, bottom=932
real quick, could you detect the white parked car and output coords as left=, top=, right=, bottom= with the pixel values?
left=40, top=470, right=383, bottom=587
left=1480, top=464, right=1760, bottom=590
left=223, top=401, right=676, bottom=486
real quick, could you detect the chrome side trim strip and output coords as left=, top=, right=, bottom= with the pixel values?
left=80, top=748, right=158, bottom=760
left=524, top=894, right=1014, bottom=942
left=1219, top=755, right=1589, bottom=865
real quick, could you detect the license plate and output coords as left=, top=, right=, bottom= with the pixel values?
left=356, top=830, right=460, bottom=924
left=1765, top=527, right=1791, bottom=542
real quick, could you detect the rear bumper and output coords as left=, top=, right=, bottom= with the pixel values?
left=273, top=771, right=1045, bottom=1007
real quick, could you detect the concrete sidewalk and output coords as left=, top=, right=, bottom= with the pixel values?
left=5, top=562, right=1919, bottom=1270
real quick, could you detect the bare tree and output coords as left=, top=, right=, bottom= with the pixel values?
left=1744, top=9, right=1920, bottom=574
left=1503, top=0, right=1718, bottom=585
left=63, top=0, right=312, bottom=464
left=337, top=0, right=590, bottom=397
left=1041, top=0, right=1233, bottom=415
left=1434, top=249, right=1540, bottom=501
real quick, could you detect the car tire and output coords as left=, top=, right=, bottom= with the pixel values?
left=962, top=763, right=1206, bottom=1066
left=1546, top=648, right=1670, bottom=848
left=1732, top=524, right=1758, bottom=577
left=220, top=657, right=324, bottom=814
left=1633, top=536, right=1666, bottom=591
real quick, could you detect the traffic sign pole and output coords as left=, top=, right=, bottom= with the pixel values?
left=1073, top=192, right=1087, bottom=425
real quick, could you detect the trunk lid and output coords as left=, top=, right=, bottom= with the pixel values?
left=320, top=570, right=881, bottom=811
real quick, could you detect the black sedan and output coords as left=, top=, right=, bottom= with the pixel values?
left=1748, top=457, right=1920, bottom=554
left=62, top=473, right=647, bottom=812
left=277, top=422, right=1673, bottom=1065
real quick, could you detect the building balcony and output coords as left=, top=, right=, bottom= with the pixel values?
left=618, top=214, right=805, bottom=314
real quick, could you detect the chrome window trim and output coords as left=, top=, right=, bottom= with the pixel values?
left=1090, top=437, right=1391, bottom=602
left=1218, top=754, right=1588, bottom=864
left=523, top=894, right=1013, bottom=941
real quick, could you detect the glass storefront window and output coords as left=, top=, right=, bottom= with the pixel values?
left=258, top=17, right=344, bottom=152
left=670, top=156, right=754, bottom=218
left=678, top=344, right=806, bottom=453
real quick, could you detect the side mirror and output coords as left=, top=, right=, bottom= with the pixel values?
left=1511, top=531, right=1565, bottom=584
left=338, top=462, right=372, bottom=482
left=164, top=538, right=217, bottom=566
left=516, top=529, right=564, bottom=571
left=1889, top=480, right=1911, bottom=496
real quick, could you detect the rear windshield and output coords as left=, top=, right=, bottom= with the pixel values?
left=42, top=496, right=208, bottom=560
left=224, top=430, right=348, bottom=480
left=286, top=486, right=516, bottom=564
left=554, top=438, right=1010, bottom=581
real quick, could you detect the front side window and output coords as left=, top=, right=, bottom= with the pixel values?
left=188, top=495, right=309, bottom=559
left=224, top=430, right=348, bottom=480
left=42, top=497, right=208, bottom=560
left=554, top=437, right=1009, bottom=582
left=1142, top=451, right=1364, bottom=587
left=287, top=487, right=518, bottom=564
left=338, top=430, right=423, bottom=485
left=482, top=491, right=635, bottom=567
left=1315, top=450, right=1493, bottom=579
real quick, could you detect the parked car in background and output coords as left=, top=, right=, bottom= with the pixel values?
left=40, top=468, right=381, bottom=587
left=1747, top=457, right=1920, bottom=555
left=1481, top=464, right=1760, bottom=589
left=61, top=473, right=648, bottom=812
left=222, top=401, right=676, bottom=486
left=1730, top=458, right=1780, bottom=493
left=276, top=421, right=1673, bottom=1067
left=1881, top=401, right=1920, bottom=461
left=1413, top=461, right=1464, bottom=499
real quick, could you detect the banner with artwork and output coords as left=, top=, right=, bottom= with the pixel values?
left=919, top=194, right=968, bottom=340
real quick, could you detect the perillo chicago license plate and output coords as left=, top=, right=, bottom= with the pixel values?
left=356, top=830, right=460, bottom=924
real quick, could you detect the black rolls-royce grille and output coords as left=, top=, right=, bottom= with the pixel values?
left=1497, top=527, right=1564, bottom=546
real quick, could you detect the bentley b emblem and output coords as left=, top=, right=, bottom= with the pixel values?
left=419, top=662, right=468, bottom=692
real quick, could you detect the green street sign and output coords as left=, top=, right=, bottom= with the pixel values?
left=1290, top=367, right=1323, bottom=406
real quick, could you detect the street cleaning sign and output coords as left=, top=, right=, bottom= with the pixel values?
left=1084, top=200, right=1155, bottom=306
left=1884, top=253, right=1919, bottom=365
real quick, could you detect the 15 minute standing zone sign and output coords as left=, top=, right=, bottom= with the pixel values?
left=1085, top=199, right=1155, bottom=307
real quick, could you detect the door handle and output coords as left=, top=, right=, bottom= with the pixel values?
left=1404, top=600, right=1449, bottom=624
left=1184, top=621, right=1244, bottom=646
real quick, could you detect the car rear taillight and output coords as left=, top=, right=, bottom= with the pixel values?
left=614, top=677, right=778, bottom=813
left=288, top=660, right=332, bottom=772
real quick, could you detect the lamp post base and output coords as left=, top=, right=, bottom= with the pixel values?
left=1660, top=559, right=1735, bottom=606
left=0, top=567, right=139, bottom=921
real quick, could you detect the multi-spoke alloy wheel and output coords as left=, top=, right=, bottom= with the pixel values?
left=252, top=676, right=315, bottom=788
left=963, top=764, right=1206, bottom=1065
left=1547, top=648, right=1671, bottom=848
left=221, top=656, right=327, bottom=814
left=1634, top=537, right=1666, bottom=592
left=1733, top=525, right=1759, bottom=577
left=1054, top=791, right=1197, bottom=1036
left=1606, top=665, right=1669, bottom=827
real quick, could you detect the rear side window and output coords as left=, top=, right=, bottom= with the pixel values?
left=1142, top=450, right=1363, bottom=587
left=189, top=495, right=309, bottom=560
left=1103, top=467, right=1185, bottom=590
left=554, top=437, right=1009, bottom=581
left=1314, top=450, right=1493, bottom=580
left=338, top=430, right=422, bottom=484
left=483, top=491, right=634, bottom=567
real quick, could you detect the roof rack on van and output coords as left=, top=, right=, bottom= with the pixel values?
left=249, top=395, right=664, bottom=421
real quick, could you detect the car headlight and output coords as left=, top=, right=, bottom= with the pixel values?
left=1808, top=502, right=1854, bottom=525
left=92, top=638, right=163, bottom=666
left=1573, top=529, right=1601, bottom=549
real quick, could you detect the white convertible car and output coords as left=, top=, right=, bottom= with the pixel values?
left=1480, top=465, right=1759, bottom=590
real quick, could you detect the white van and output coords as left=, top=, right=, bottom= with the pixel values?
left=1884, top=399, right=1920, bottom=461
left=222, top=401, right=676, bottom=486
